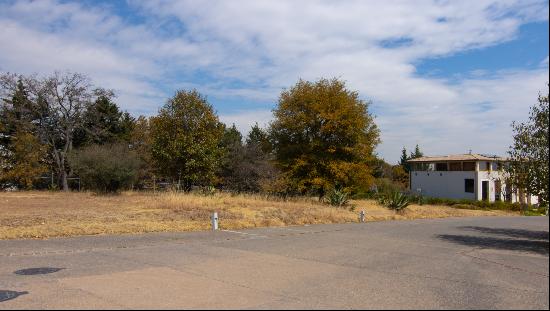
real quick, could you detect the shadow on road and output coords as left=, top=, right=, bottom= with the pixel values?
left=0, top=290, right=28, bottom=303
left=437, top=226, right=549, bottom=256
left=458, top=226, right=549, bottom=241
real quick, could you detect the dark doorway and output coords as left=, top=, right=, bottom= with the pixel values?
left=482, top=181, right=489, bottom=201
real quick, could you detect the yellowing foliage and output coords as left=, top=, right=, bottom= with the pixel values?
left=270, top=78, right=380, bottom=196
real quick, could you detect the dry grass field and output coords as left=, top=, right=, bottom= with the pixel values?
left=0, top=191, right=516, bottom=239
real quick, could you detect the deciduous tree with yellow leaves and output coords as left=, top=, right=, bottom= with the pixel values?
left=269, top=78, right=380, bottom=198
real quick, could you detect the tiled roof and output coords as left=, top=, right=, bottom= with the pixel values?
left=407, top=153, right=507, bottom=163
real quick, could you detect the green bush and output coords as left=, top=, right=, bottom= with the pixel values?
left=69, top=143, right=142, bottom=193
left=326, top=186, right=350, bottom=207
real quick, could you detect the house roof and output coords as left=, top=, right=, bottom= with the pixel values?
left=407, top=153, right=507, bottom=163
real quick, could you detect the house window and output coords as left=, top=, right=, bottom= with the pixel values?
left=463, top=162, right=476, bottom=171
left=465, top=179, right=474, bottom=193
left=449, top=162, right=462, bottom=171
left=436, top=163, right=448, bottom=171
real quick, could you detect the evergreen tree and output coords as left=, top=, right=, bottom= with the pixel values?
left=246, top=122, right=272, bottom=154
left=412, top=144, right=424, bottom=159
left=0, top=77, right=48, bottom=189
left=74, top=95, right=134, bottom=147
left=399, top=146, right=411, bottom=173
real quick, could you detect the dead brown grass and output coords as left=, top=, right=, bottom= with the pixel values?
left=0, top=191, right=515, bottom=239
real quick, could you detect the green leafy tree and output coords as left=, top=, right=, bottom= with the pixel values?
left=150, top=90, right=224, bottom=190
left=507, top=89, right=549, bottom=207
left=269, top=78, right=380, bottom=198
left=69, top=143, right=142, bottom=193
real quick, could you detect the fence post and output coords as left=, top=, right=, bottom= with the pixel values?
left=359, top=210, right=365, bottom=223
left=211, top=212, right=219, bottom=231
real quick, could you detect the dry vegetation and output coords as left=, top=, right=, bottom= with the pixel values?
left=0, top=191, right=515, bottom=239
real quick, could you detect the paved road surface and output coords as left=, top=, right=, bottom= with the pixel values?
left=0, top=216, right=548, bottom=309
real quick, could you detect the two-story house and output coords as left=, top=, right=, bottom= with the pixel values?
left=407, top=153, right=538, bottom=204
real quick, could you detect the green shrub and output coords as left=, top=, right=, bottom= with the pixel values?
left=69, top=143, right=142, bottom=193
left=326, top=186, right=350, bottom=207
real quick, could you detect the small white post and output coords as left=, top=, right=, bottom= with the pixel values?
left=211, top=212, right=219, bottom=231
left=359, top=210, right=365, bottom=223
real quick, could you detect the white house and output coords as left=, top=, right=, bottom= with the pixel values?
left=407, top=153, right=538, bottom=204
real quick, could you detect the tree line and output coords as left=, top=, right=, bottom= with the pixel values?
left=0, top=72, right=384, bottom=197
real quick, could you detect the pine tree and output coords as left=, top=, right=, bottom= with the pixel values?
left=399, top=147, right=410, bottom=173
left=246, top=123, right=271, bottom=154
left=413, top=144, right=424, bottom=159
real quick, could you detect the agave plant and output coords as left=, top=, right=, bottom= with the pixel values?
left=386, top=191, right=410, bottom=212
left=200, top=185, right=217, bottom=196
left=326, top=186, right=350, bottom=207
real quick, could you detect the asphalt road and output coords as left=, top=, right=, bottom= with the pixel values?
left=0, top=216, right=548, bottom=309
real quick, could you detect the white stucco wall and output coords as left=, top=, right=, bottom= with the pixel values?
left=476, top=171, right=501, bottom=202
left=410, top=171, right=477, bottom=200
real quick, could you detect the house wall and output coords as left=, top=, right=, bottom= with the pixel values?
left=410, top=159, right=540, bottom=205
left=410, top=171, right=477, bottom=200
left=476, top=171, right=502, bottom=202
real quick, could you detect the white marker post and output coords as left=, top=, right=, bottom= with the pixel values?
left=359, top=210, right=365, bottom=223
left=211, top=212, right=219, bottom=231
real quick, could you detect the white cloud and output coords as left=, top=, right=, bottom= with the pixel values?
left=219, top=109, right=273, bottom=136
left=0, top=0, right=548, bottom=163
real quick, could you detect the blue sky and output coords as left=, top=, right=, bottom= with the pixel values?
left=0, top=0, right=548, bottom=163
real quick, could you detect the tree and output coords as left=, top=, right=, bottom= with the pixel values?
left=1, top=72, right=108, bottom=191
left=220, top=124, right=242, bottom=152
left=399, top=146, right=410, bottom=173
left=269, top=78, right=380, bottom=197
left=411, top=144, right=423, bottom=159
left=0, top=76, right=48, bottom=189
left=69, top=143, right=142, bottom=193
left=507, top=89, right=549, bottom=207
left=0, top=130, right=48, bottom=189
left=0, top=78, right=34, bottom=148
left=217, top=124, right=277, bottom=192
left=391, top=165, right=409, bottom=189
left=247, top=123, right=272, bottom=154
left=74, top=95, right=134, bottom=147
left=128, top=116, right=153, bottom=185
left=399, top=147, right=408, bottom=166
left=150, top=90, right=224, bottom=190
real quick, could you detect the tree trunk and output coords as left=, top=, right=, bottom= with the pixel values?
left=61, top=170, right=69, bottom=192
